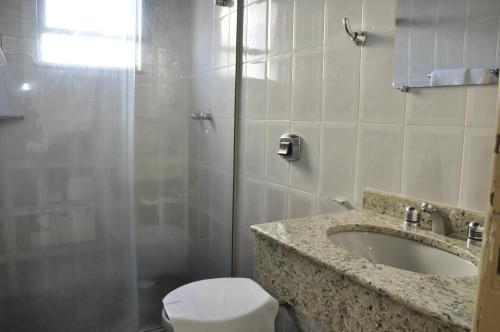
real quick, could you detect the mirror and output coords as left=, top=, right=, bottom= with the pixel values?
left=393, top=0, right=500, bottom=89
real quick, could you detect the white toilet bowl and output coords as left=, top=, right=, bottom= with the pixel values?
left=162, top=278, right=279, bottom=332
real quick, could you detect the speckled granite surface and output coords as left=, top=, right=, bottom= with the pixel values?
left=252, top=192, right=482, bottom=331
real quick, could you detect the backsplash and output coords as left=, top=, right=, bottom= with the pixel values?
left=234, top=0, right=498, bottom=277
left=362, top=188, right=485, bottom=240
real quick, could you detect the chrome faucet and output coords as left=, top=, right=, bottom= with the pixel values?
left=421, top=202, right=453, bottom=236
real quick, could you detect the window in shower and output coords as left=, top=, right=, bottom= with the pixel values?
left=37, top=0, right=141, bottom=69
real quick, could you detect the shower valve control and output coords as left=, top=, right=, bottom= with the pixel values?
left=278, top=133, right=301, bottom=161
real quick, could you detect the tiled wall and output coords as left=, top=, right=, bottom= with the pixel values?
left=234, top=0, right=498, bottom=278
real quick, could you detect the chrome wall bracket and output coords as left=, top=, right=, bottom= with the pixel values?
left=190, top=110, right=213, bottom=120
left=343, top=18, right=367, bottom=46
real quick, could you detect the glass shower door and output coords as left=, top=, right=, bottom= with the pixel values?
left=0, top=1, right=138, bottom=331
left=134, top=0, right=238, bottom=330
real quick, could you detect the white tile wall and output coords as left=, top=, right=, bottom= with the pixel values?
left=245, top=0, right=268, bottom=62
left=459, top=127, right=496, bottom=210
left=401, top=125, right=464, bottom=205
left=406, top=87, right=467, bottom=126
left=355, top=124, right=404, bottom=205
left=268, top=0, right=294, bottom=56
left=293, top=0, right=324, bottom=50
left=319, top=123, right=357, bottom=201
left=292, top=48, right=323, bottom=121
left=242, top=60, right=267, bottom=119
left=323, top=43, right=360, bottom=122
left=266, top=55, right=292, bottom=119
left=289, top=121, right=321, bottom=193
left=236, top=0, right=498, bottom=280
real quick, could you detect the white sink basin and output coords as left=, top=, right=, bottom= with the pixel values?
left=329, top=231, right=477, bottom=277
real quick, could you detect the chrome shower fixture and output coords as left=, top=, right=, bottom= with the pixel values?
left=214, top=0, right=231, bottom=7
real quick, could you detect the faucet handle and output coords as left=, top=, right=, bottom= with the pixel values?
left=421, top=202, right=435, bottom=213
left=404, top=206, right=421, bottom=228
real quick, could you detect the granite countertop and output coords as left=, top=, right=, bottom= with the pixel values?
left=251, top=209, right=481, bottom=331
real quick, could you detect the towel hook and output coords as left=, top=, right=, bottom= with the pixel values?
left=343, top=18, right=366, bottom=46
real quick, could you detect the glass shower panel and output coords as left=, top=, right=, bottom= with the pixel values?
left=135, top=0, right=237, bottom=330
left=0, top=1, right=138, bottom=332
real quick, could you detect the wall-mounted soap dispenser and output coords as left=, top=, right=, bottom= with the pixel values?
left=278, top=133, right=301, bottom=161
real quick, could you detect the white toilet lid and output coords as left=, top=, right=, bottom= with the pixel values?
left=162, top=278, right=278, bottom=332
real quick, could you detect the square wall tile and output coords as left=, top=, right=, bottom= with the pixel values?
left=265, top=121, right=291, bottom=186
left=294, top=0, right=324, bottom=50
left=268, top=0, right=294, bottom=56
left=264, top=183, right=288, bottom=221
left=289, top=121, right=321, bottom=194
left=406, top=87, right=467, bottom=126
left=325, top=0, right=362, bottom=45
left=243, top=60, right=267, bottom=119
left=402, top=125, right=464, bottom=205
left=359, top=31, right=405, bottom=124
left=236, top=175, right=265, bottom=231
left=209, top=169, right=234, bottom=223
left=193, top=21, right=214, bottom=72
left=323, top=44, right=360, bottom=122
left=213, top=15, right=230, bottom=68
left=287, top=189, right=317, bottom=219
left=466, top=85, right=498, bottom=127
left=267, top=55, right=292, bottom=120
left=245, top=0, right=268, bottom=62
left=459, top=127, right=495, bottom=211
left=229, top=12, right=238, bottom=66
left=234, top=229, right=254, bottom=278
left=240, top=120, right=266, bottom=178
left=362, top=0, right=396, bottom=32
left=213, top=119, right=235, bottom=172
left=319, top=122, right=357, bottom=202
left=355, top=124, right=404, bottom=205
left=292, top=48, right=323, bottom=121
left=211, top=67, right=232, bottom=119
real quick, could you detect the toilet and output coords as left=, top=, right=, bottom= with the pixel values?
left=161, top=278, right=279, bottom=332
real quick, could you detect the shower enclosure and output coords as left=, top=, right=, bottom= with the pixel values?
left=0, top=0, right=238, bottom=331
